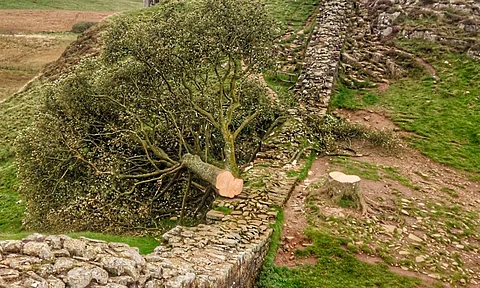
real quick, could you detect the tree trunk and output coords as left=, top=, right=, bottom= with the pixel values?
left=182, top=154, right=243, bottom=198
left=223, top=136, right=238, bottom=176
left=325, top=171, right=370, bottom=215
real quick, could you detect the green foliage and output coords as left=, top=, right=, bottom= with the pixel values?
left=71, top=22, right=97, bottom=33
left=16, top=0, right=279, bottom=232
left=0, top=0, right=142, bottom=11
left=0, top=152, right=24, bottom=233
left=213, top=206, right=232, bottom=215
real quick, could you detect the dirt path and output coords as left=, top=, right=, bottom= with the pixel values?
left=277, top=110, right=480, bottom=287
left=0, top=10, right=114, bottom=33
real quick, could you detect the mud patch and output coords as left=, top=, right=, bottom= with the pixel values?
left=334, top=108, right=399, bottom=131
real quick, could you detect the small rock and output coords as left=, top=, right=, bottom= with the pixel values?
left=63, top=238, right=86, bottom=257
left=53, top=257, right=76, bottom=272
left=91, top=267, right=109, bottom=285
left=47, top=276, right=65, bottom=288
left=23, top=233, right=46, bottom=243
left=1, top=240, right=22, bottom=253
left=415, top=256, right=425, bottom=263
left=408, top=233, right=423, bottom=243
left=382, top=224, right=397, bottom=234
left=100, top=256, right=138, bottom=278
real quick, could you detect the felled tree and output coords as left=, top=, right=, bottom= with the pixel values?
left=16, top=0, right=279, bottom=232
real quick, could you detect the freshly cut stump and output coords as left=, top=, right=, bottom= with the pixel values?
left=182, top=154, right=243, bottom=198
left=326, top=171, right=374, bottom=215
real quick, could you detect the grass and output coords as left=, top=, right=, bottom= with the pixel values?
left=256, top=210, right=420, bottom=288
left=331, top=157, right=420, bottom=190
left=381, top=44, right=480, bottom=174
left=331, top=40, right=480, bottom=174
left=0, top=0, right=142, bottom=11
left=0, top=151, right=23, bottom=233
left=264, top=0, right=318, bottom=34
left=213, top=206, right=232, bottom=215
left=263, top=0, right=318, bottom=108
left=330, top=83, right=379, bottom=110
left=287, top=152, right=316, bottom=181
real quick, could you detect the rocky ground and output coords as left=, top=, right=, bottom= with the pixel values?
left=0, top=234, right=162, bottom=288
left=341, top=0, right=479, bottom=86
left=274, top=1, right=480, bottom=285
left=277, top=110, right=480, bottom=287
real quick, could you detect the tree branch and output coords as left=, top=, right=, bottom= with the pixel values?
left=233, top=111, right=260, bottom=140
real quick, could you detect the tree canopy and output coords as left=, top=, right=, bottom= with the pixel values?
left=16, top=0, right=280, bottom=232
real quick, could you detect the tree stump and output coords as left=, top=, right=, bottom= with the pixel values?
left=182, top=154, right=243, bottom=198
left=325, top=171, right=374, bottom=215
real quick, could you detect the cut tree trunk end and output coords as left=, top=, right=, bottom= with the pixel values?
left=326, top=171, right=375, bottom=215
left=182, top=153, right=243, bottom=198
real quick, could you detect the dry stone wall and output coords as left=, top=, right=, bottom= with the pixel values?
left=295, top=0, right=352, bottom=115
left=0, top=0, right=352, bottom=286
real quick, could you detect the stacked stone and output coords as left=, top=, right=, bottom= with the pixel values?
left=0, top=234, right=163, bottom=288
left=295, top=0, right=352, bottom=115
left=149, top=119, right=303, bottom=287
left=0, top=119, right=303, bottom=288
left=342, top=0, right=480, bottom=86
left=341, top=0, right=403, bottom=84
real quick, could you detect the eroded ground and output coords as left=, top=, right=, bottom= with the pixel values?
left=277, top=111, right=480, bottom=287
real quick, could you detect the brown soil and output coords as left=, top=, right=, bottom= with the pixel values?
left=334, top=108, right=399, bottom=131
left=279, top=110, right=480, bottom=287
left=0, top=34, right=74, bottom=101
left=0, top=10, right=114, bottom=33
left=273, top=160, right=325, bottom=267
left=0, top=10, right=110, bottom=101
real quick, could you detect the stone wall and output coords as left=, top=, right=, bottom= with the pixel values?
left=0, top=0, right=352, bottom=286
left=295, top=0, right=352, bottom=115
left=0, top=119, right=302, bottom=288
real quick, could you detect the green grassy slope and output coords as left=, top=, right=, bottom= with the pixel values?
left=0, top=0, right=142, bottom=11
left=331, top=41, right=480, bottom=174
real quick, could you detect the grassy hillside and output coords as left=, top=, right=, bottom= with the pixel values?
left=0, top=0, right=142, bottom=11
left=0, top=20, right=111, bottom=235
left=331, top=41, right=480, bottom=175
